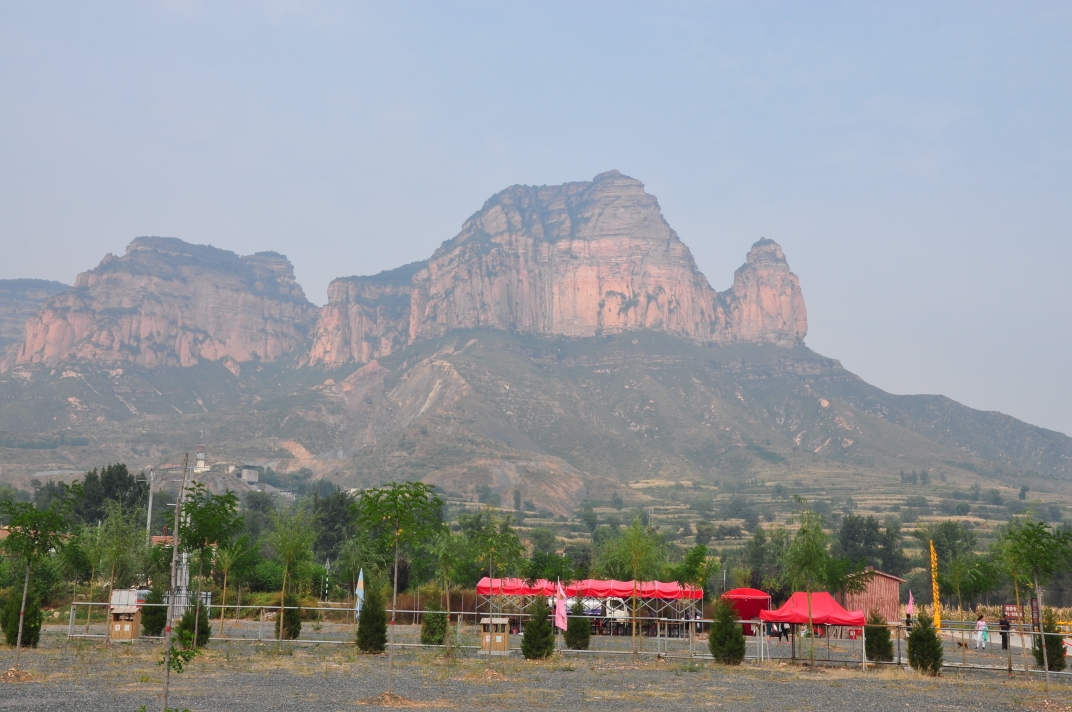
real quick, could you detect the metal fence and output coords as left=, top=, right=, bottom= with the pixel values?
left=64, top=603, right=1072, bottom=677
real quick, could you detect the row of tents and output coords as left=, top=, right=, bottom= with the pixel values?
left=476, top=578, right=867, bottom=627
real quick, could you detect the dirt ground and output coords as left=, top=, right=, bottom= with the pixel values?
left=0, top=627, right=1068, bottom=712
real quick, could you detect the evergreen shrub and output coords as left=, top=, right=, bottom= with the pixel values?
left=1033, top=609, right=1067, bottom=672
left=521, top=597, right=555, bottom=660
left=1, top=589, right=42, bottom=648
left=177, top=602, right=211, bottom=648
left=357, top=582, right=387, bottom=653
left=275, top=594, right=301, bottom=640
left=708, top=599, right=745, bottom=665
left=864, top=608, right=894, bottom=662
left=907, top=614, right=943, bottom=676
left=564, top=600, right=591, bottom=650
left=420, top=605, right=447, bottom=646
left=140, top=587, right=168, bottom=637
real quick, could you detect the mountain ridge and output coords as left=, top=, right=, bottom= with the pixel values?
left=0, top=172, right=1068, bottom=510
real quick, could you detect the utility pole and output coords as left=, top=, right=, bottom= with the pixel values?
left=145, top=469, right=155, bottom=536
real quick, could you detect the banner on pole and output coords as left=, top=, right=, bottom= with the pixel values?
left=355, top=569, right=365, bottom=617
left=929, top=540, right=941, bottom=630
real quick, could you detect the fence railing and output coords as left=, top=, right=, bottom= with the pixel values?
left=62, top=603, right=1071, bottom=677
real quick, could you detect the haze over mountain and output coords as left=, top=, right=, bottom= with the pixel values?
left=1, top=172, right=1069, bottom=513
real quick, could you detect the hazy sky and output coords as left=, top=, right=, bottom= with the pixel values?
left=2, top=2, right=1070, bottom=436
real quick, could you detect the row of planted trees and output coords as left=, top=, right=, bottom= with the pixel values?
left=2, top=471, right=1069, bottom=698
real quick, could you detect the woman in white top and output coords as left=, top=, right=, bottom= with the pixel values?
left=974, top=614, right=989, bottom=650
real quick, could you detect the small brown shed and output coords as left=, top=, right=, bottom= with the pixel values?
left=479, top=617, right=510, bottom=655
left=836, top=567, right=906, bottom=623
left=109, top=589, right=147, bottom=641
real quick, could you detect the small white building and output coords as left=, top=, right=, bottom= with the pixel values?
left=193, top=446, right=209, bottom=473
left=240, top=467, right=259, bottom=484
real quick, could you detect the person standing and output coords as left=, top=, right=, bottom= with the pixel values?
left=999, top=614, right=1010, bottom=651
left=975, top=614, right=989, bottom=650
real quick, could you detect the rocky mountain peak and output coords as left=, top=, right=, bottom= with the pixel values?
left=306, top=172, right=808, bottom=366
left=6, top=237, right=316, bottom=370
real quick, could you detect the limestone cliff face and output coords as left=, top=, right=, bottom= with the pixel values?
left=0, top=279, right=69, bottom=350
left=306, top=171, right=808, bottom=366
left=7, top=237, right=316, bottom=369
left=719, top=239, right=808, bottom=345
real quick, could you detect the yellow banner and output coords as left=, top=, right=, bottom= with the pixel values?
left=929, top=540, right=941, bottom=630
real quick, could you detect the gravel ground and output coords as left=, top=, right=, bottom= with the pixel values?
left=0, top=626, right=1068, bottom=712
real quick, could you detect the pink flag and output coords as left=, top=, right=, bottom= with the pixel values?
left=554, top=581, right=568, bottom=631
left=906, top=590, right=915, bottom=616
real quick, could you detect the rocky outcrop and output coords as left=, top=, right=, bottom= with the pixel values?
left=0, top=279, right=69, bottom=350
left=719, top=239, right=808, bottom=344
left=306, top=170, right=807, bottom=366
left=6, top=237, right=316, bottom=369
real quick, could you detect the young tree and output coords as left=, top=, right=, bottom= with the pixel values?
left=355, top=481, right=443, bottom=693
left=428, top=527, right=464, bottom=652
left=520, top=596, right=555, bottom=660
left=181, top=485, right=242, bottom=647
left=1003, top=517, right=1072, bottom=692
left=708, top=598, right=746, bottom=665
left=77, top=522, right=106, bottom=634
left=0, top=500, right=69, bottom=669
left=597, top=517, right=666, bottom=658
left=214, top=536, right=253, bottom=636
left=783, top=500, right=829, bottom=665
left=337, top=532, right=387, bottom=614
left=100, top=501, right=142, bottom=642
left=265, top=510, right=316, bottom=650
left=907, top=613, right=943, bottom=676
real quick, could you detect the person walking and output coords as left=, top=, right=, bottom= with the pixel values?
left=999, top=614, right=1010, bottom=651
left=975, top=614, right=989, bottom=651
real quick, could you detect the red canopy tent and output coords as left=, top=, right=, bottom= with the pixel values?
left=721, top=588, right=771, bottom=634
left=759, top=592, right=865, bottom=626
left=476, top=578, right=702, bottom=599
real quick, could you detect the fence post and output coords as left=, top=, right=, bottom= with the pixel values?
left=68, top=604, right=75, bottom=638
left=861, top=625, right=867, bottom=671
left=896, top=625, right=902, bottom=668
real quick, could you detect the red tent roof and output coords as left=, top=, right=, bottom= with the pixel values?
left=476, top=578, right=703, bottom=600
left=759, top=592, right=865, bottom=626
left=722, top=588, right=771, bottom=600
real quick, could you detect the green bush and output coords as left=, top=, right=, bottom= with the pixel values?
left=521, top=597, right=555, bottom=660
left=864, top=608, right=894, bottom=662
left=907, top=614, right=943, bottom=676
left=1033, top=609, right=1067, bottom=672
left=1, top=589, right=42, bottom=648
left=356, top=582, right=387, bottom=653
left=275, top=594, right=301, bottom=640
left=176, top=602, right=211, bottom=648
left=564, top=600, right=591, bottom=650
left=708, top=599, right=745, bottom=665
left=420, top=606, right=448, bottom=646
left=141, top=587, right=168, bottom=637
